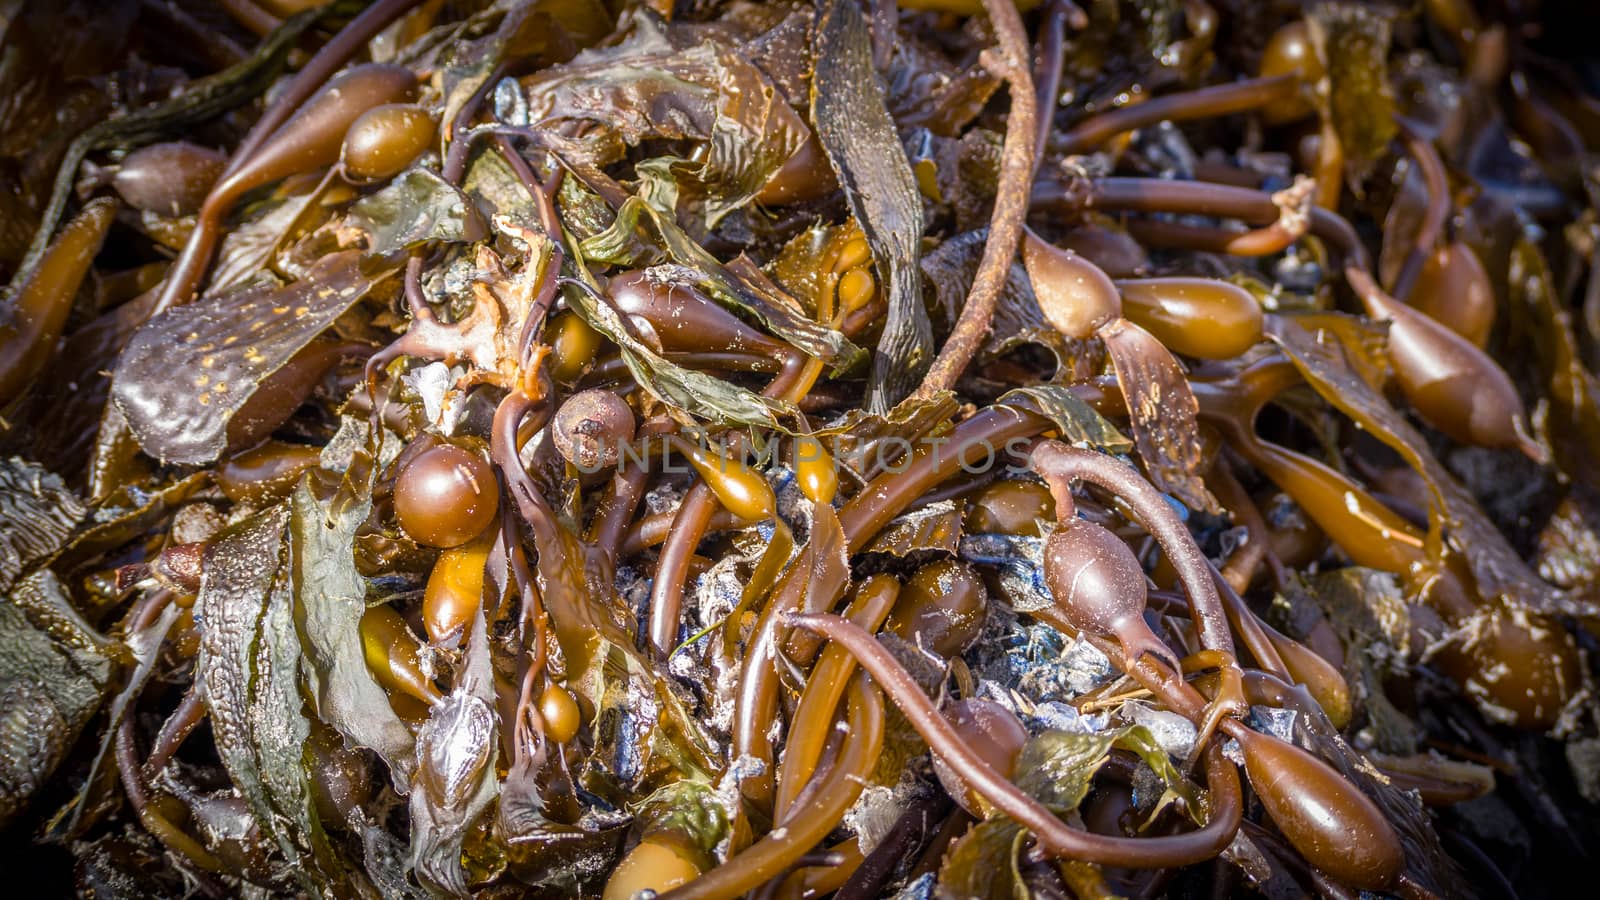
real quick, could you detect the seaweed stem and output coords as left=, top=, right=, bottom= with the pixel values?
left=1391, top=119, right=1451, bottom=301
left=660, top=673, right=885, bottom=900
left=789, top=613, right=1243, bottom=866
left=1056, top=75, right=1298, bottom=156
left=1123, top=175, right=1315, bottom=256
left=1034, top=176, right=1370, bottom=270
left=1032, top=0, right=1088, bottom=172
left=773, top=576, right=900, bottom=819
left=910, top=0, right=1036, bottom=399
left=1027, top=441, right=1234, bottom=656
left=143, top=683, right=208, bottom=778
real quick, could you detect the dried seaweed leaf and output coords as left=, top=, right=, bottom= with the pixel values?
left=921, top=229, right=1041, bottom=342
left=863, top=500, right=964, bottom=557
left=996, top=385, right=1132, bottom=454
left=1509, top=236, right=1600, bottom=494
left=409, top=601, right=499, bottom=896
left=520, top=18, right=808, bottom=227
left=1280, top=569, right=1417, bottom=754
left=0, top=570, right=111, bottom=827
left=197, top=504, right=355, bottom=893
left=813, top=0, right=930, bottom=411
left=0, top=456, right=86, bottom=591
left=112, top=251, right=398, bottom=465
left=1015, top=725, right=1198, bottom=820
left=48, top=599, right=180, bottom=841
left=291, top=478, right=416, bottom=787
left=596, top=161, right=865, bottom=371
left=815, top=390, right=963, bottom=483
left=347, top=167, right=489, bottom=259
left=1100, top=319, right=1218, bottom=512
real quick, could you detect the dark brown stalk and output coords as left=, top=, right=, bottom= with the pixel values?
left=1027, top=441, right=1233, bottom=656
left=789, top=613, right=1243, bottom=867
left=217, top=0, right=281, bottom=36
left=154, top=0, right=247, bottom=65
left=442, top=66, right=508, bottom=183
left=836, top=406, right=1052, bottom=551
left=1206, top=461, right=1271, bottom=595
left=389, top=64, right=506, bottom=322
left=910, top=0, right=1036, bottom=400
left=621, top=507, right=756, bottom=555
left=1208, top=562, right=1289, bottom=680
left=660, top=674, right=885, bottom=900
left=1055, top=75, right=1298, bottom=156
left=1035, top=176, right=1370, bottom=269
left=143, top=683, right=208, bottom=777
left=495, top=136, right=563, bottom=238
left=1391, top=119, right=1451, bottom=301
left=492, top=391, right=558, bottom=547
left=589, top=418, right=676, bottom=559
left=117, top=700, right=228, bottom=877
left=1032, top=1, right=1088, bottom=172
left=648, top=484, right=723, bottom=657
left=1123, top=175, right=1315, bottom=256
left=833, top=793, right=955, bottom=900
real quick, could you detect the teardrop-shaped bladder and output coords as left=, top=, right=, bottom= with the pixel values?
left=0, top=197, right=118, bottom=405
left=1349, top=266, right=1542, bottom=461
left=664, top=435, right=776, bottom=522
left=1043, top=517, right=1180, bottom=673
left=209, top=64, right=418, bottom=214
left=932, top=699, right=1029, bottom=816
left=887, top=559, right=989, bottom=658
left=792, top=435, right=838, bottom=505
left=1227, top=725, right=1404, bottom=891
left=1263, top=624, right=1353, bottom=730
left=1023, top=228, right=1123, bottom=340
left=606, top=271, right=791, bottom=357
left=1256, top=21, right=1324, bottom=124
left=1410, top=241, right=1495, bottom=349
left=112, top=142, right=226, bottom=217
left=1117, top=277, right=1264, bottom=360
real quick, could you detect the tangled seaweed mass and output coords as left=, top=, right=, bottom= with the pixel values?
left=4, top=0, right=1600, bottom=896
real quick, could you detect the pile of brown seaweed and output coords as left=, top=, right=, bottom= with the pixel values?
left=2, top=0, right=1599, bottom=896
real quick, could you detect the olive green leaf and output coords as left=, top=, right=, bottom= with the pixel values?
left=938, top=817, right=1030, bottom=900
left=347, top=167, right=489, bottom=259
left=634, top=780, right=728, bottom=863
left=291, top=477, right=417, bottom=787
left=996, top=386, right=1133, bottom=454
left=1307, top=2, right=1397, bottom=189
